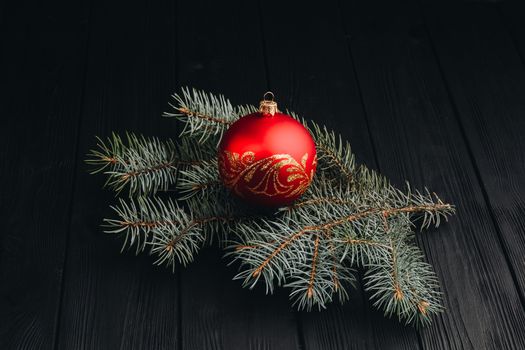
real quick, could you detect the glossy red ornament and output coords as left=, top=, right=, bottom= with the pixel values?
left=218, top=93, right=317, bottom=207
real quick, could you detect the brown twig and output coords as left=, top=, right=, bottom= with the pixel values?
left=118, top=216, right=232, bottom=252
left=177, top=107, right=233, bottom=125
left=320, top=204, right=452, bottom=231
left=252, top=230, right=310, bottom=277
left=101, top=156, right=118, bottom=164
left=235, top=244, right=259, bottom=251
left=250, top=203, right=451, bottom=279
left=164, top=217, right=232, bottom=251
left=118, top=158, right=203, bottom=182
left=307, top=235, right=321, bottom=298
left=417, top=300, right=430, bottom=315
left=120, top=162, right=176, bottom=181
left=390, top=237, right=403, bottom=300
left=325, top=229, right=340, bottom=291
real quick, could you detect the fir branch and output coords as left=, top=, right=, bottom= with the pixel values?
left=229, top=184, right=453, bottom=319
left=287, top=232, right=354, bottom=310
left=362, top=237, right=443, bottom=326
left=104, top=196, right=234, bottom=270
left=86, top=133, right=177, bottom=195
left=150, top=216, right=230, bottom=269
left=86, top=134, right=125, bottom=173
left=307, top=235, right=321, bottom=298
left=335, top=215, right=443, bottom=325
left=176, top=158, right=222, bottom=200
left=87, top=88, right=456, bottom=327
left=184, top=194, right=240, bottom=245
left=283, top=174, right=454, bottom=231
left=86, top=133, right=215, bottom=196
left=104, top=197, right=202, bottom=261
left=229, top=219, right=354, bottom=311
left=163, top=87, right=257, bottom=143
left=309, top=122, right=356, bottom=188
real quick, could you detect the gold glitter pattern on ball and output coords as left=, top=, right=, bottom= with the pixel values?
left=219, top=151, right=316, bottom=198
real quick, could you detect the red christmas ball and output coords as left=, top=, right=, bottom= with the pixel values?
left=218, top=93, right=317, bottom=207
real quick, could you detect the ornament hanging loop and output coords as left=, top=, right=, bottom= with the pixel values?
left=263, top=91, right=274, bottom=102
left=259, top=91, right=278, bottom=116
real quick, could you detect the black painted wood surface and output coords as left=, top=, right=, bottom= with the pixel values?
left=2, top=0, right=525, bottom=349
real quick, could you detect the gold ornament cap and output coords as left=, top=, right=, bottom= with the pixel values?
left=259, top=91, right=278, bottom=116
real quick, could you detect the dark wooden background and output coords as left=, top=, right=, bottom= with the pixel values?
left=2, top=0, right=525, bottom=349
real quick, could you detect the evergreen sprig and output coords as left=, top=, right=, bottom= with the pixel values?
left=86, top=132, right=215, bottom=195
left=309, top=123, right=356, bottom=189
left=163, top=87, right=257, bottom=143
left=105, top=197, right=204, bottom=269
left=87, top=88, right=455, bottom=327
left=86, top=133, right=178, bottom=194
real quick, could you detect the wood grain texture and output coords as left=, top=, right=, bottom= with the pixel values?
left=423, top=1, right=525, bottom=301
left=0, top=1, right=90, bottom=348
left=499, top=1, right=525, bottom=67
left=176, top=1, right=301, bottom=349
left=55, top=0, right=180, bottom=349
left=342, top=0, right=525, bottom=348
left=262, top=1, right=421, bottom=349
left=2, top=0, right=525, bottom=349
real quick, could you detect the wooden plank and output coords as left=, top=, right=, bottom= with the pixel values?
left=424, top=0, right=525, bottom=316
left=175, top=1, right=301, bottom=349
left=261, top=1, right=422, bottom=349
left=498, top=1, right=525, bottom=67
left=426, top=1, right=525, bottom=297
left=55, top=0, right=180, bottom=348
left=0, top=1, right=90, bottom=349
left=342, top=0, right=525, bottom=348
